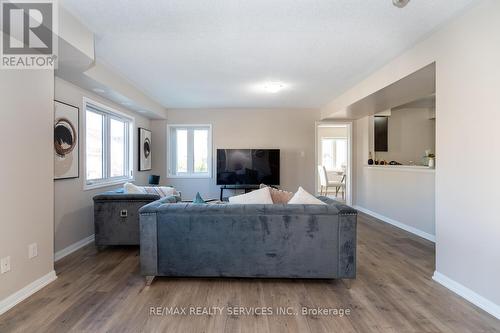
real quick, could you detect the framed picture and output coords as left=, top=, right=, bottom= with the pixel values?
left=139, top=128, right=152, bottom=171
left=54, top=100, right=79, bottom=180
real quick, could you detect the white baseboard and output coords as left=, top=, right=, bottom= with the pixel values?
left=54, top=234, right=95, bottom=262
left=353, top=205, right=435, bottom=242
left=0, top=270, right=57, bottom=316
left=433, top=271, right=500, bottom=320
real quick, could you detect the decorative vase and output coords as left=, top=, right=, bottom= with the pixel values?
left=368, top=152, right=374, bottom=165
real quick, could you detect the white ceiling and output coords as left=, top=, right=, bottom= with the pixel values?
left=62, top=0, right=479, bottom=109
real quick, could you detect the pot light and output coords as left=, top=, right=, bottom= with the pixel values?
left=393, top=0, right=410, bottom=8
left=261, top=81, right=286, bottom=93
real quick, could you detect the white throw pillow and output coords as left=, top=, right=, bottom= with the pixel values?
left=228, top=187, right=273, bottom=204
left=124, top=182, right=146, bottom=194
left=288, top=187, right=327, bottom=205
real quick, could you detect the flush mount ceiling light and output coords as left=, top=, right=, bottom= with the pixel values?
left=92, top=88, right=106, bottom=93
left=261, top=81, right=286, bottom=93
left=393, top=0, right=410, bottom=8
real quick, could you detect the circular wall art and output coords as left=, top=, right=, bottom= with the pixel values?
left=54, top=101, right=79, bottom=180
left=54, top=118, right=77, bottom=157
left=139, top=128, right=152, bottom=171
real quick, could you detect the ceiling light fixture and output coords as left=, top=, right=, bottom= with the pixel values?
left=92, top=88, right=106, bottom=93
left=262, top=81, right=286, bottom=93
left=392, top=0, right=410, bottom=8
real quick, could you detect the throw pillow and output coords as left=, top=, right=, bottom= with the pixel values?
left=288, top=187, right=327, bottom=205
left=193, top=192, right=206, bottom=204
left=124, top=182, right=146, bottom=194
left=143, top=186, right=176, bottom=198
left=228, top=187, right=273, bottom=204
left=259, top=184, right=294, bottom=204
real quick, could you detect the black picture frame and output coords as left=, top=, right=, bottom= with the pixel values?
left=138, top=127, right=152, bottom=171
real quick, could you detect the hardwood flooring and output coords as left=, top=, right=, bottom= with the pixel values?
left=1, top=213, right=499, bottom=332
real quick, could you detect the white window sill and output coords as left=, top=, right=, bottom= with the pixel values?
left=84, top=177, right=134, bottom=191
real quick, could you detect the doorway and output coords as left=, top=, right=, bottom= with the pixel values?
left=315, top=122, right=352, bottom=205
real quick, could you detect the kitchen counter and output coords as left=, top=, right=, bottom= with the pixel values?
left=365, top=165, right=435, bottom=173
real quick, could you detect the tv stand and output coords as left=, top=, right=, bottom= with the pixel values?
left=219, top=184, right=260, bottom=201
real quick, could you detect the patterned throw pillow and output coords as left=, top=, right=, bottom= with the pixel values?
left=142, top=186, right=177, bottom=198
left=259, top=184, right=294, bottom=204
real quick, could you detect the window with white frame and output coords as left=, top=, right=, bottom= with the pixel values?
left=168, top=125, right=212, bottom=178
left=321, top=138, right=347, bottom=171
left=85, top=99, right=133, bottom=188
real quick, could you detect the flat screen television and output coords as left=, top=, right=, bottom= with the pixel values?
left=216, top=149, right=280, bottom=186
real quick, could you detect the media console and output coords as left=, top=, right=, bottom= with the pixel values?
left=219, top=184, right=260, bottom=201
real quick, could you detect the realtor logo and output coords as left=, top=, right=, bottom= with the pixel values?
left=1, top=0, right=58, bottom=69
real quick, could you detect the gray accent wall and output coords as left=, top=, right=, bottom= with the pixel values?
left=54, top=77, right=153, bottom=253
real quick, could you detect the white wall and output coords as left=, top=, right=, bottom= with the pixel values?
left=152, top=108, right=320, bottom=200
left=354, top=117, right=435, bottom=239
left=323, top=0, right=500, bottom=316
left=0, top=70, right=55, bottom=304
left=54, top=77, right=153, bottom=253
left=374, top=108, right=435, bottom=164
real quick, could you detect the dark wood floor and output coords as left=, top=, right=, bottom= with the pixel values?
left=1, top=213, right=499, bottom=333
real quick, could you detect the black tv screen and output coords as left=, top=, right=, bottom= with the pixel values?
left=217, top=149, right=280, bottom=185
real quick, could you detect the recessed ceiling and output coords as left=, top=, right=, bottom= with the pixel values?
left=62, top=0, right=479, bottom=109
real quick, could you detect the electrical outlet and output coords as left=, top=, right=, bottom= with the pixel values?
left=1, top=256, right=11, bottom=274
left=29, top=243, right=38, bottom=259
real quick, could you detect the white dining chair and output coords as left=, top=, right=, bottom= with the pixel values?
left=318, top=165, right=346, bottom=199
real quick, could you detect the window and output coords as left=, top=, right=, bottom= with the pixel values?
left=321, top=138, right=347, bottom=171
left=84, top=99, right=133, bottom=189
left=168, top=125, right=212, bottom=178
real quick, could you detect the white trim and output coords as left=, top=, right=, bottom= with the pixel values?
left=433, top=271, right=500, bottom=320
left=0, top=270, right=57, bottom=316
left=353, top=205, right=435, bottom=242
left=166, top=124, right=213, bottom=178
left=83, top=97, right=135, bottom=191
left=54, top=234, right=95, bottom=262
left=83, top=97, right=134, bottom=121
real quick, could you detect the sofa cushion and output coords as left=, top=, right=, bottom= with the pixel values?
left=259, top=184, right=294, bottom=204
left=228, top=187, right=273, bottom=204
left=288, top=187, right=327, bottom=205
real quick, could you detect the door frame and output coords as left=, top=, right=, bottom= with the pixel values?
left=314, top=121, right=353, bottom=206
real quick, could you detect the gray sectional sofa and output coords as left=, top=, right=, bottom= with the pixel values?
left=139, top=196, right=357, bottom=285
left=93, top=190, right=180, bottom=248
